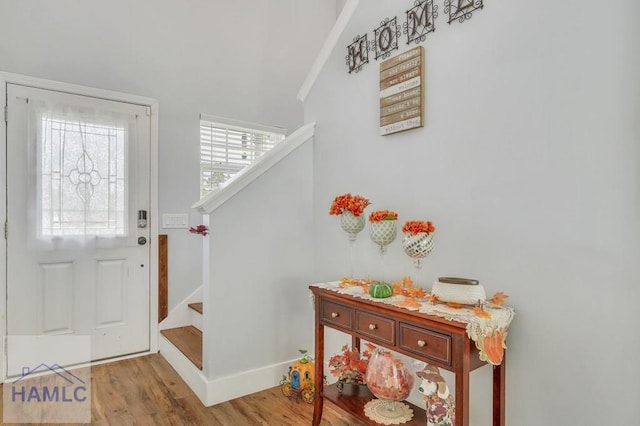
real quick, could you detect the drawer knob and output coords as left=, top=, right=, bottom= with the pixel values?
left=417, top=339, right=426, bottom=347
left=331, top=312, right=339, bottom=318
left=368, top=324, right=377, bottom=330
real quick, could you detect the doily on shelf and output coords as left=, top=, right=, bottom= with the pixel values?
left=363, top=399, right=414, bottom=425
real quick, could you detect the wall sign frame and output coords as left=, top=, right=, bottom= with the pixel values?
left=379, top=46, right=424, bottom=136
left=404, top=0, right=438, bottom=45
left=444, top=0, right=484, bottom=24
left=345, top=0, right=485, bottom=74
left=346, top=34, right=369, bottom=74
left=372, top=17, right=401, bottom=61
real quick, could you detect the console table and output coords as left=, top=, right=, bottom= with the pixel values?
left=310, top=286, right=506, bottom=426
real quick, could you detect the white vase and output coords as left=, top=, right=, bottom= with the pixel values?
left=340, top=211, right=365, bottom=241
left=369, top=220, right=398, bottom=252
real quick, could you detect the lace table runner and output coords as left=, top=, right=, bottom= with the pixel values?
left=311, top=281, right=515, bottom=366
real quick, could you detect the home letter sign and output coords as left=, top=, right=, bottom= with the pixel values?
left=346, top=34, right=369, bottom=74
left=405, top=0, right=437, bottom=45
left=372, top=17, right=400, bottom=61
left=444, top=0, right=484, bottom=24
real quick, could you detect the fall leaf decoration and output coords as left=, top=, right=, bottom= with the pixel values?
left=339, top=277, right=374, bottom=288
left=427, top=293, right=440, bottom=304
left=490, top=292, right=509, bottom=306
left=391, top=276, right=427, bottom=298
left=473, top=306, right=492, bottom=319
left=392, top=276, right=412, bottom=295
left=391, top=281, right=404, bottom=295
left=393, top=296, right=422, bottom=309
left=480, top=330, right=506, bottom=365
left=446, top=302, right=465, bottom=309
left=329, top=193, right=370, bottom=217
left=368, top=210, right=398, bottom=222
left=402, top=220, right=436, bottom=235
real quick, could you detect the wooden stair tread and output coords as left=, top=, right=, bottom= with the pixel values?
left=160, top=326, right=203, bottom=370
left=188, top=302, right=203, bottom=314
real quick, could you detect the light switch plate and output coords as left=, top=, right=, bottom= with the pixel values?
left=162, top=213, right=189, bottom=229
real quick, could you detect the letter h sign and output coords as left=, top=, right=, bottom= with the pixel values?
left=346, top=34, right=369, bottom=74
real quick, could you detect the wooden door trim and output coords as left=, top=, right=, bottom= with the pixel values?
left=158, top=234, right=168, bottom=322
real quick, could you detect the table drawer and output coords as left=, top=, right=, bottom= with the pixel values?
left=399, top=322, right=451, bottom=365
left=355, top=310, right=395, bottom=345
left=320, top=300, right=353, bottom=330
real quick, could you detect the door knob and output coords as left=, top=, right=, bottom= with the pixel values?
left=138, top=236, right=147, bottom=245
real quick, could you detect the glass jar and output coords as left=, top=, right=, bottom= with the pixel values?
left=365, top=349, right=415, bottom=412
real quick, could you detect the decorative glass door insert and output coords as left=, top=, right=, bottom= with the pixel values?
left=39, top=113, right=128, bottom=237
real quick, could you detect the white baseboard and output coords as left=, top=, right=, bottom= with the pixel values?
left=160, top=333, right=295, bottom=407
left=159, top=333, right=208, bottom=404
left=204, top=358, right=295, bottom=407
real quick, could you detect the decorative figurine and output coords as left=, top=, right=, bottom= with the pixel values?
left=417, top=364, right=455, bottom=426
left=280, top=349, right=316, bottom=404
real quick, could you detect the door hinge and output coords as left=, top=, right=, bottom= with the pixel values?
left=4, top=105, right=7, bottom=123
left=4, top=221, right=7, bottom=239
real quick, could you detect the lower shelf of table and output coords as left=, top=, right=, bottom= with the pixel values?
left=322, top=383, right=427, bottom=425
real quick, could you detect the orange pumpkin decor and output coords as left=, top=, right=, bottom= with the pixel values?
left=280, top=350, right=316, bottom=404
left=480, top=330, right=506, bottom=365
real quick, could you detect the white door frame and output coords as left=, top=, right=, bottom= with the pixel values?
left=0, top=71, right=159, bottom=381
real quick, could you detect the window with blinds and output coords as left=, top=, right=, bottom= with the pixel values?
left=199, top=115, right=286, bottom=197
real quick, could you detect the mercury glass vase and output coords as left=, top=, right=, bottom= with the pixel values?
left=402, top=232, right=434, bottom=269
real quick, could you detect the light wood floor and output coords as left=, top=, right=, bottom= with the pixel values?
left=0, top=353, right=365, bottom=425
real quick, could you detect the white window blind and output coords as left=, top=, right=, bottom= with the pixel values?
left=199, top=115, right=285, bottom=197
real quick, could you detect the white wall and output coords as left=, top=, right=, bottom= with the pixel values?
left=305, top=1, right=640, bottom=425
left=0, top=0, right=336, bottom=309
left=205, top=140, right=314, bottom=378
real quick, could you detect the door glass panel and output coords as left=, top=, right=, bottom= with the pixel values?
left=38, top=111, right=128, bottom=237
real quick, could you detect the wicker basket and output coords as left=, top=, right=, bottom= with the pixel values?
left=431, top=279, right=486, bottom=305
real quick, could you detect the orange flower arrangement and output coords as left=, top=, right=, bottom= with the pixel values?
left=402, top=220, right=436, bottom=235
left=329, top=193, right=370, bottom=217
left=368, top=210, right=398, bottom=222
left=328, top=343, right=377, bottom=385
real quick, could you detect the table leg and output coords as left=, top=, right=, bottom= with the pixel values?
left=312, top=304, right=324, bottom=426
left=352, top=336, right=360, bottom=352
left=455, top=340, right=471, bottom=426
left=454, top=376, right=471, bottom=426
left=493, top=354, right=506, bottom=426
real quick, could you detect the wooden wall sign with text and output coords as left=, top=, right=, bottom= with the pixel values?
left=379, top=46, right=424, bottom=136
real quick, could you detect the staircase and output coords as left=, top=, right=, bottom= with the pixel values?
left=158, top=288, right=209, bottom=404
left=160, top=302, right=203, bottom=370
left=160, top=122, right=317, bottom=407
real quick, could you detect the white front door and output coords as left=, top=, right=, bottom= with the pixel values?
left=5, top=84, right=151, bottom=377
